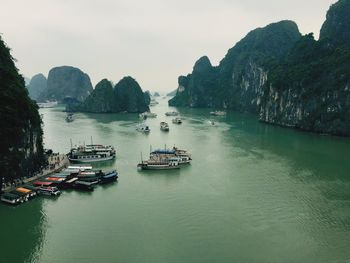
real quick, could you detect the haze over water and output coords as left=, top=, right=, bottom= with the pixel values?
left=1, top=98, right=350, bottom=263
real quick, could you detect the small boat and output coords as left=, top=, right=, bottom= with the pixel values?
left=137, top=157, right=180, bottom=170
left=73, top=180, right=95, bottom=191
left=136, top=123, right=151, bottom=133
left=210, top=120, right=215, bottom=125
left=165, top=111, right=179, bottom=116
left=37, top=186, right=61, bottom=196
left=149, top=99, right=159, bottom=106
left=100, top=170, right=118, bottom=184
left=37, top=100, right=58, bottom=108
left=172, top=118, right=182, bottom=124
left=209, top=111, right=226, bottom=116
left=139, top=112, right=157, bottom=119
left=160, top=122, right=169, bottom=131
left=65, top=113, right=74, bottom=122
left=1, top=192, right=22, bottom=205
left=68, top=144, right=116, bottom=163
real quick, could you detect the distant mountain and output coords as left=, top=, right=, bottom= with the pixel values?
left=26, top=73, right=47, bottom=100
left=153, top=92, right=160, bottom=97
left=38, top=66, right=93, bottom=102
left=68, top=77, right=149, bottom=113
left=144, top=90, right=151, bottom=106
left=169, top=0, right=350, bottom=136
left=0, top=36, right=45, bottom=183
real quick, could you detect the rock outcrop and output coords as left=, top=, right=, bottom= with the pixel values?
left=39, top=66, right=93, bottom=102
left=69, top=77, right=149, bottom=113
left=26, top=73, right=47, bottom=100
left=169, top=0, right=350, bottom=136
left=0, top=36, right=46, bottom=183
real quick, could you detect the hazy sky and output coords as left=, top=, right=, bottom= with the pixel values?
left=1, top=0, right=336, bottom=92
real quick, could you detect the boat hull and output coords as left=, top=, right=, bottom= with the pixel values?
left=68, top=156, right=115, bottom=163
left=137, top=164, right=180, bottom=170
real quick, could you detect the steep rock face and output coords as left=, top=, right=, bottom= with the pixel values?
left=69, top=77, right=149, bottom=113
left=320, top=0, right=350, bottom=46
left=169, top=21, right=301, bottom=111
left=27, top=73, right=47, bottom=100
left=40, top=66, right=93, bottom=102
left=0, top=36, right=45, bottom=183
left=144, top=91, right=151, bottom=106
left=261, top=33, right=350, bottom=136
left=115, top=77, right=149, bottom=113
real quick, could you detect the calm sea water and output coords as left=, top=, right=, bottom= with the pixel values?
left=1, top=97, right=350, bottom=263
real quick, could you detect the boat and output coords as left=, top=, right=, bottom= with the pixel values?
left=137, top=157, right=180, bottom=170
left=16, top=187, right=36, bottom=198
left=73, top=180, right=95, bottom=191
left=68, top=144, right=116, bottom=163
left=100, top=170, right=118, bottom=184
left=209, top=111, right=226, bottom=116
left=67, top=165, right=93, bottom=171
left=149, top=98, right=159, bottom=106
left=150, top=147, right=192, bottom=164
left=65, top=113, right=74, bottom=122
left=165, top=111, right=179, bottom=116
left=139, top=112, right=157, bottom=119
left=37, top=186, right=61, bottom=196
left=37, top=100, right=58, bottom=108
left=136, top=123, right=151, bottom=133
left=160, top=122, right=169, bottom=131
left=172, top=118, right=182, bottom=124
left=1, top=192, right=22, bottom=205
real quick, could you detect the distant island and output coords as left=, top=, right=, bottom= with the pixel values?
left=27, top=66, right=93, bottom=103
left=67, top=77, right=150, bottom=113
left=169, top=0, right=350, bottom=136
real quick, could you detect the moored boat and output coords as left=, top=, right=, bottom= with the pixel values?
left=1, top=192, right=22, bottom=205
left=139, top=112, right=157, bottom=119
left=68, top=144, right=116, bottom=163
left=150, top=146, right=192, bottom=164
left=37, top=186, right=61, bottom=196
left=100, top=170, right=118, bottom=184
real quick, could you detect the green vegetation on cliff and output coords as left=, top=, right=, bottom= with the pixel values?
left=69, top=77, right=149, bottom=113
left=0, top=36, right=46, bottom=184
left=169, top=0, right=350, bottom=136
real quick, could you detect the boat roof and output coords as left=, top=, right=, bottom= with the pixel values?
left=46, top=177, right=65, bottom=182
left=151, top=149, right=176, bottom=154
left=66, top=177, right=79, bottom=183
left=16, top=187, right=32, bottom=193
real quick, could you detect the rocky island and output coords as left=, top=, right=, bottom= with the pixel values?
left=0, top=36, right=46, bottom=185
left=169, top=0, right=350, bottom=136
left=38, top=66, right=93, bottom=102
left=26, top=73, right=47, bottom=101
left=68, top=76, right=149, bottom=113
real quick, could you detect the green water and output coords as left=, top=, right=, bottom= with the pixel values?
left=1, top=98, right=350, bottom=263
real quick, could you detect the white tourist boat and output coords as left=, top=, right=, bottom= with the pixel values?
left=150, top=147, right=192, bottom=164
left=160, top=122, right=169, bottom=131
left=209, top=111, right=226, bottom=116
left=139, top=112, right=157, bottom=119
left=37, top=100, right=58, bottom=108
left=137, top=157, right=180, bottom=170
left=68, top=144, right=116, bottom=163
left=172, top=118, right=182, bottom=124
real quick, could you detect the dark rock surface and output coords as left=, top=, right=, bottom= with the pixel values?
left=27, top=73, right=47, bottom=100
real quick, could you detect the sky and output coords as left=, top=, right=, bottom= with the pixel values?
left=1, top=0, right=336, bottom=92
